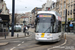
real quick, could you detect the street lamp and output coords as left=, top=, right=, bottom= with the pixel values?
left=22, top=15, right=26, bottom=26
left=23, top=7, right=27, bottom=26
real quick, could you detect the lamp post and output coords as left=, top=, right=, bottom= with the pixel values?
left=23, top=7, right=27, bottom=26
left=24, top=17, right=26, bottom=26
left=11, top=0, right=15, bottom=37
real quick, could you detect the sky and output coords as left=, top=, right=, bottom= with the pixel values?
left=4, top=0, right=56, bottom=13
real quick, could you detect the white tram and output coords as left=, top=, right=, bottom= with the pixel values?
left=35, top=11, right=63, bottom=42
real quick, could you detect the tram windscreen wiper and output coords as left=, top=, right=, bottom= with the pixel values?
left=43, top=27, right=50, bottom=33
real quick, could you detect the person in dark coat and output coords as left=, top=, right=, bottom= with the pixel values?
left=23, top=25, right=26, bottom=33
left=23, top=25, right=29, bottom=36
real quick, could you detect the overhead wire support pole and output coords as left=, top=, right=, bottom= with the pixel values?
left=11, top=0, right=15, bottom=37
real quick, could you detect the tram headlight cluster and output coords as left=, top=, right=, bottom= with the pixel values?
left=47, top=34, right=52, bottom=36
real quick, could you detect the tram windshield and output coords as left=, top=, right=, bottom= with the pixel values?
left=35, top=14, right=56, bottom=33
left=35, top=14, right=61, bottom=33
left=36, top=23, right=51, bottom=33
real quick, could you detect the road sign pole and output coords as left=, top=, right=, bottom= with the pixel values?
left=11, top=0, right=15, bottom=37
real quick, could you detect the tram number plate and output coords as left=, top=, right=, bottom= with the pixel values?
left=41, top=33, right=45, bottom=37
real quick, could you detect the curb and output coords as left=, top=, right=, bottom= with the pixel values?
left=0, top=31, right=34, bottom=40
left=0, top=42, right=9, bottom=46
left=0, top=36, right=29, bottom=40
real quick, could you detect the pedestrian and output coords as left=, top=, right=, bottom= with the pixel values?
left=23, top=25, right=29, bottom=36
left=27, top=25, right=30, bottom=29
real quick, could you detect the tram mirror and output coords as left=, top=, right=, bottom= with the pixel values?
left=51, top=15, right=56, bottom=24
left=51, top=19, right=54, bottom=24
left=35, top=18, right=39, bottom=23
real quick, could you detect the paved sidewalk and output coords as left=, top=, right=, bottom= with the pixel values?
left=0, top=28, right=35, bottom=46
left=0, top=28, right=34, bottom=40
left=28, top=28, right=35, bottom=33
left=0, top=42, right=8, bottom=46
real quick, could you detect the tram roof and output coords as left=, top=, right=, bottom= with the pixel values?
left=37, top=11, right=61, bottom=21
left=37, top=11, right=57, bottom=15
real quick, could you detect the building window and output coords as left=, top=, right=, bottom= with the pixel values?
left=72, top=0, right=73, bottom=2
left=64, top=3, right=66, bottom=8
left=0, top=0, right=3, bottom=3
left=61, top=12, right=62, bottom=15
left=63, top=10, right=66, bottom=16
left=0, top=9, right=2, bottom=13
left=61, top=5, right=62, bottom=9
left=68, top=11, right=69, bottom=15
left=70, top=10, right=72, bottom=14
left=69, top=0, right=70, bottom=3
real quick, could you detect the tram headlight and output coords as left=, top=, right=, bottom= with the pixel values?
left=48, top=34, right=52, bottom=36
left=36, top=33, right=39, bottom=35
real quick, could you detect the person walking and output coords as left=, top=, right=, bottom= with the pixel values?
left=23, top=25, right=29, bottom=36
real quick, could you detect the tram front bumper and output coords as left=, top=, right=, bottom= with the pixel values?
left=35, top=37, right=60, bottom=42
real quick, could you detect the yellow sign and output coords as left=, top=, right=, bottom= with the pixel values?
left=41, top=33, right=45, bottom=37
left=68, top=18, right=74, bottom=21
left=62, top=22, right=65, bottom=24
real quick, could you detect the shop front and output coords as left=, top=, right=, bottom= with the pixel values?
left=0, top=14, right=9, bottom=36
left=62, top=21, right=69, bottom=32
left=68, top=18, right=75, bottom=33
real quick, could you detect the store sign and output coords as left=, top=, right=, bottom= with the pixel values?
left=62, top=22, right=65, bottom=24
left=68, top=18, right=74, bottom=21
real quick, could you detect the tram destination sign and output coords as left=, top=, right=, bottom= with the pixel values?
left=37, top=15, right=51, bottom=17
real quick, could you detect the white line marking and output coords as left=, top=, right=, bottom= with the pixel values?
left=22, top=41, right=24, bottom=43
left=10, top=47, right=16, bottom=50
left=17, top=44, right=21, bottom=46
left=47, top=39, right=67, bottom=50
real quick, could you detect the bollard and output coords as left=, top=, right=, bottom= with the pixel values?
left=65, top=34, right=66, bottom=39
left=17, top=34, right=19, bottom=38
left=5, top=33, right=6, bottom=39
left=4, top=29, right=6, bottom=39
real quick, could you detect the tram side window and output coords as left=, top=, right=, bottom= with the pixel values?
left=58, top=21, right=61, bottom=32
